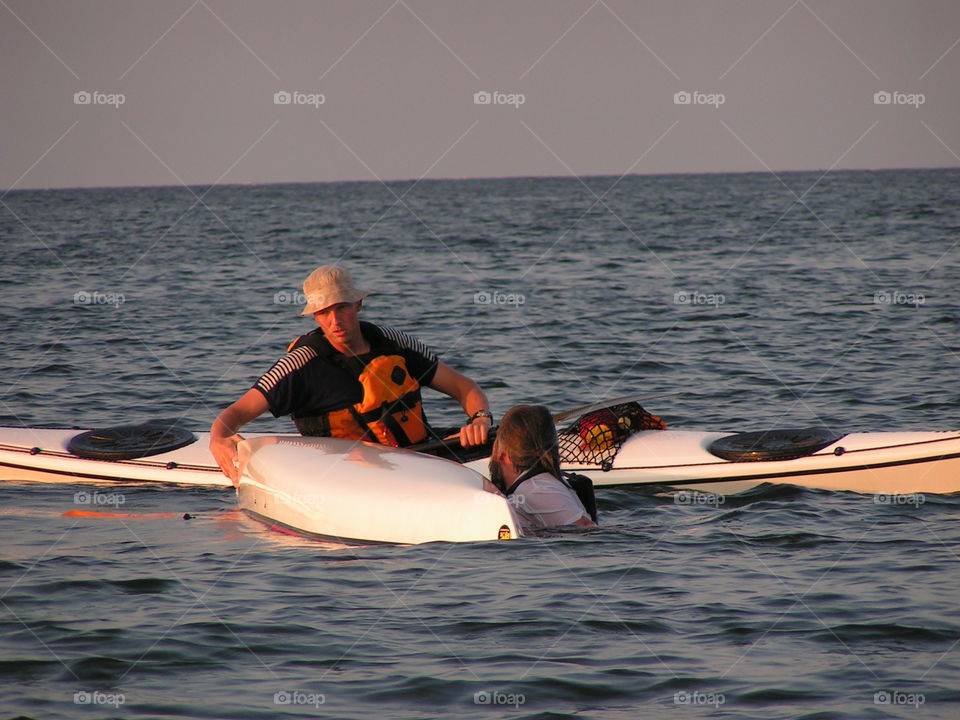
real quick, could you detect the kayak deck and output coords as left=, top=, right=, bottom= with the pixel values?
left=562, top=429, right=960, bottom=495
left=0, top=427, right=231, bottom=486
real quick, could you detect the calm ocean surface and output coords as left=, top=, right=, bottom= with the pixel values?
left=1, top=169, right=959, bottom=718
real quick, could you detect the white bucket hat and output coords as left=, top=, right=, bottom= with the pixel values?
left=300, top=265, right=369, bottom=316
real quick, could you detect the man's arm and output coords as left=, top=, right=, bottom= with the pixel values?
left=427, top=361, right=492, bottom=447
left=209, top=388, right=270, bottom=486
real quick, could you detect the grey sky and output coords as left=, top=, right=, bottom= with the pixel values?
left=2, top=0, right=958, bottom=190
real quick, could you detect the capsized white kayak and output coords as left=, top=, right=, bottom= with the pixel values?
left=237, top=436, right=519, bottom=544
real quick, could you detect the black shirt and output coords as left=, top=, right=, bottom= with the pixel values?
left=253, top=323, right=438, bottom=420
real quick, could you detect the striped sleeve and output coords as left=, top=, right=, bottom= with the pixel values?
left=375, top=324, right=439, bottom=387
left=255, top=345, right=317, bottom=394
left=375, top=325, right=437, bottom=363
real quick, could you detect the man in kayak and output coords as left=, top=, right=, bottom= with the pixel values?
left=487, top=405, right=597, bottom=531
left=210, top=265, right=493, bottom=483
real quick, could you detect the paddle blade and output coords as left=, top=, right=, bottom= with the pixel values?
left=552, top=395, right=652, bottom=423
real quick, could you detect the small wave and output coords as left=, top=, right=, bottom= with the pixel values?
left=33, top=363, right=74, bottom=376
left=735, top=531, right=840, bottom=549
left=734, top=483, right=812, bottom=502
left=109, top=577, right=181, bottom=594
left=36, top=578, right=111, bottom=593
left=66, top=655, right=131, bottom=681
left=519, top=675, right=640, bottom=702
left=648, top=676, right=733, bottom=697
left=811, top=622, right=959, bottom=645
left=0, top=658, right=64, bottom=680
left=581, top=617, right=673, bottom=634
left=364, top=675, right=478, bottom=704
left=585, top=564, right=666, bottom=582
left=739, top=686, right=825, bottom=703
left=33, top=577, right=180, bottom=595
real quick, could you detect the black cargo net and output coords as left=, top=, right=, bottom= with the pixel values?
left=558, top=402, right=665, bottom=470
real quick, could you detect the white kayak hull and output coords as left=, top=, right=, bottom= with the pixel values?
left=2, top=426, right=960, bottom=497
left=237, top=436, right=519, bottom=544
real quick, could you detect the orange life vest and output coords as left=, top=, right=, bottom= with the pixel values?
left=288, top=324, right=430, bottom=447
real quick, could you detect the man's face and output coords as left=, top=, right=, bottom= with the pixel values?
left=314, top=300, right=362, bottom=349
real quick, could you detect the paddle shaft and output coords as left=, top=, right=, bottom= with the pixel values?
left=408, top=428, right=497, bottom=454
left=408, top=396, right=640, bottom=454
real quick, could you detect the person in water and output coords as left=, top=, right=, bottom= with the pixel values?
left=488, top=404, right=597, bottom=531
left=210, top=265, right=493, bottom=484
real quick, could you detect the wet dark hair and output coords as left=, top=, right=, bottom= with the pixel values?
left=493, top=405, right=561, bottom=480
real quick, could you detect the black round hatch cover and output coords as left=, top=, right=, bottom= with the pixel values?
left=708, top=428, right=845, bottom=462
left=68, top=422, right=197, bottom=460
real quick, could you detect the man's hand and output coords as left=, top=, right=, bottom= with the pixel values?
left=459, top=415, right=491, bottom=447
left=210, top=433, right=243, bottom=487
left=210, top=388, right=269, bottom=486
left=428, top=362, right=492, bottom=448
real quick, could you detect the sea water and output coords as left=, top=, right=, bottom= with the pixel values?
left=1, top=169, right=959, bottom=718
